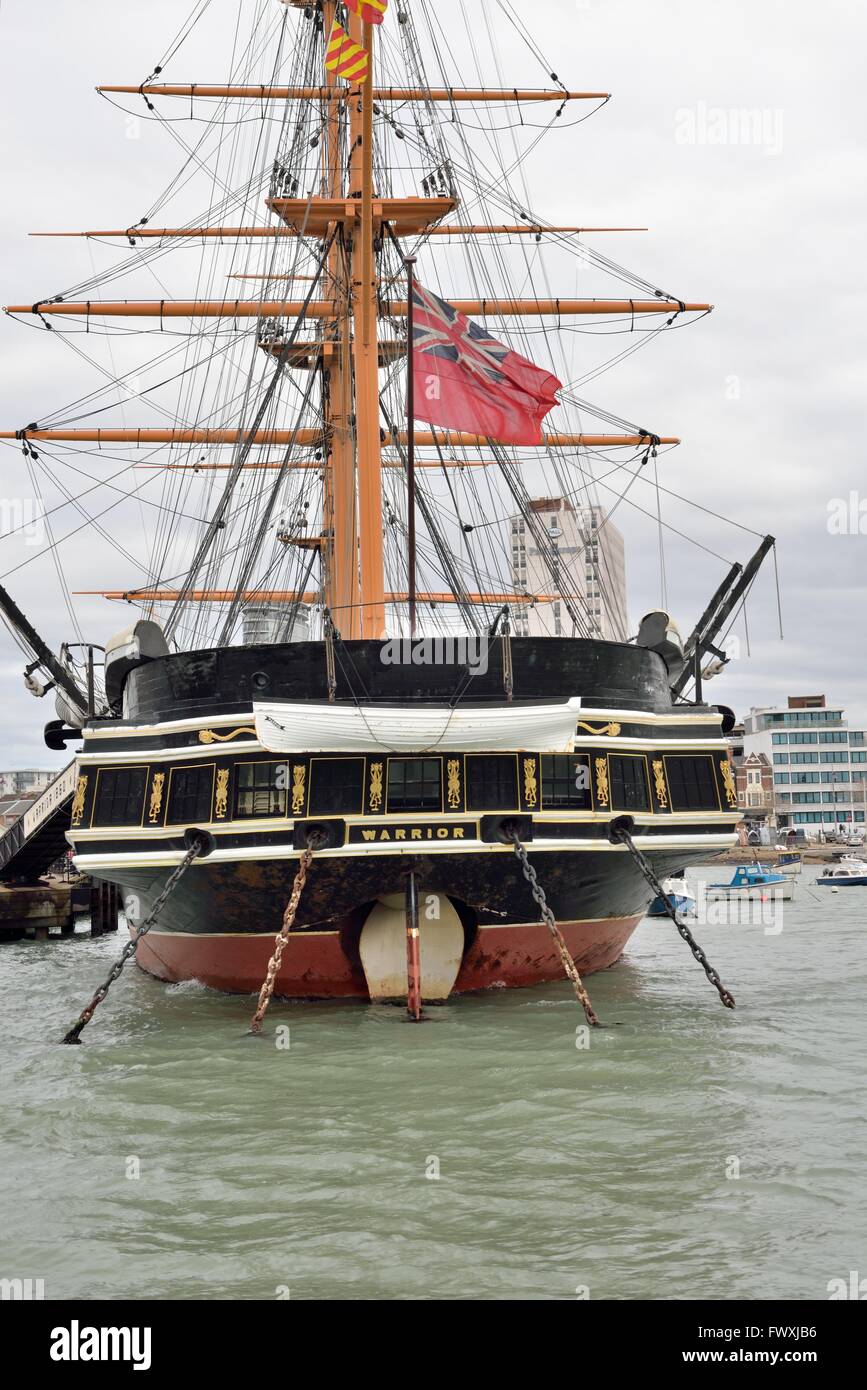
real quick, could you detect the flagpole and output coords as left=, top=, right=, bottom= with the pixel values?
left=405, top=254, right=417, bottom=638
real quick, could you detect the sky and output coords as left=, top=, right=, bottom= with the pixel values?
left=0, top=0, right=865, bottom=770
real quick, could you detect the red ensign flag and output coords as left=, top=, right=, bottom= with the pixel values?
left=344, top=0, right=389, bottom=24
left=410, top=283, right=562, bottom=445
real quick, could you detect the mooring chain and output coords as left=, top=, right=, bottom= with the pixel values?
left=249, top=837, right=321, bottom=1035
left=510, top=833, right=601, bottom=1027
left=61, top=836, right=207, bottom=1045
left=610, top=825, right=736, bottom=1010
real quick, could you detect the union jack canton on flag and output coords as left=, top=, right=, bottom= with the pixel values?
left=410, top=283, right=562, bottom=446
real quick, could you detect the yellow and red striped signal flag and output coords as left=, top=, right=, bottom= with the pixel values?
left=344, top=0, right=389, bottom=24
left=325, top=20, right=370, bottom=83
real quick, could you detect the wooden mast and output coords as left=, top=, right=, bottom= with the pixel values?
left=5, top=12, right=710, bottom=644
left=349, top=13, right=385, bottom=640
left=320, top=0, right=359, bottom=637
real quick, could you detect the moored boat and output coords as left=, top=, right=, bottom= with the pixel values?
left=647, top=876, right=696, bottom=918
left=706, top=863, right=795, bottom=901
left=816, top=859, right=867, bottom=887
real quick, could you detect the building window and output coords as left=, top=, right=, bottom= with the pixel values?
left=774, top=773, right=790, bottom=785
left=787, top=732, right=818, bottom=745
left=792, top=792, right=821, bottom=804
left=609, top=755, right=650, bottom=812
left=773, top=753, right=789, bottom=765
left=790, top=771, right=820, bottom=784
left=790, top=753, right=819, bottom=765
left=387, top=759, right=442, bottom=812
left=852, top=752, right=867, bottom=764
left=850, top=732, right=865, bottom=747
left=166, top=764, right=214, bottom=824
left=541, top=755, right=592, bottom=809
left=235, top=762, right=287, bottom=819
left=820, top=751, right=848, bottom=764
left=662, top=755, right=718, bottom=811
left=93, top=766, right=148, bottom=827
left=819, top=731, right=848, bottom=744
left=309, top=759, right=365, bottom=815
left=466, top=755, right=518, bottom=811
left=771, top=733, right=788, bottom=746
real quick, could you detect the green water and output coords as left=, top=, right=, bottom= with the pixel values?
left=1, top=867, right=864, bottom=1301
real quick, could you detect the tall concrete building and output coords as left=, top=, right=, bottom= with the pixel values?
left=509, top=499, right=628, bottom=641
left=742, top=694, right=867, bottom=837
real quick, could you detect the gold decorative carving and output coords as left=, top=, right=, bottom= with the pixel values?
left=70, top=774, right=88, bottom=828
left=652, top=759, right=668, bottom=808
left=198, top=726, right=255, bottom=744
left=594, top=756, right=609, bottom=807
left=369, top=761, right=384, bottom=812
left=148, top=771, right=165, bottom=824
left=447, top=759, right=461, bottom=809
left=719, top=758, right=738, bottom=808
left=523, top=757, right=538, bottom=808
left=576, top=720, right=621, bottom=738
left=291, top=764, right=306, bottom=816
left=215, top=768, right=229, bottom=819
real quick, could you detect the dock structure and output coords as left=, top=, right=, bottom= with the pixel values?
left=0, top=764, right=118, bottom=939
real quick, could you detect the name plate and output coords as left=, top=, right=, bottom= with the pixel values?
left=349, top=822, right=477, bottom=844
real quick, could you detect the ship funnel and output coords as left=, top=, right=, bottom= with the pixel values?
left=635, top=611, right=685, bottom=682
left=104, top=620, right=170, bottom=708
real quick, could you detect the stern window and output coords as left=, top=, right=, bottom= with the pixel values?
left=541, top=754, right=592, bottom=809
left=663, top=755, right=719, bottom=811
left=466, top=755, right=519, bottom=811
left=166, top=764, right=214, bottom=825
left=93, top=767, right=148, bottom=827
left=609, top=755, right=650, bottom=812
left=386, top=759, right=442, bottom=812
left=309, top=759, right=365, bottom=815
left=235, top=763, right=287, bottom=819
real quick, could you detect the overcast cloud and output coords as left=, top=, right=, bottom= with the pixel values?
left=0, top=0, right=865, bottom=768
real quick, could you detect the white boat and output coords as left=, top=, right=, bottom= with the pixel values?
left=816, top=858, right=867, bottom=887
left=647, top=877, right=696, bottom=917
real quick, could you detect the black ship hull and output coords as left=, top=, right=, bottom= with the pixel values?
left=66, top=637, right=738, bottom=999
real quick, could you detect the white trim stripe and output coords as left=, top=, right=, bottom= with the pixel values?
left=73, top=832, right=737, bottom=871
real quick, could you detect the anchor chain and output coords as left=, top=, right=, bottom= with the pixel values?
left=249, top=837, right=320, bottom=1035
left=61, top=835, right=207, bottom=1044
left=509, top=833, right=600, bottom=1027
left=610, top=824, right=736, bottom=1010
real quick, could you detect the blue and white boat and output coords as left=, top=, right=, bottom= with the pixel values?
left=774, top=850, right=802, bottom=876
left=706, top=863, right=795, bottom=901
left=816, top=858, right=867, bottom=887
left=647, top=877, right=696, bottom=917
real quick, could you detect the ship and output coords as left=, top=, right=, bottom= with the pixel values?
left=0, top=0, right=776, bottom=1015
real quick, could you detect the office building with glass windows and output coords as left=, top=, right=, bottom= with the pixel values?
left=741, top=694, right=867, bottom=835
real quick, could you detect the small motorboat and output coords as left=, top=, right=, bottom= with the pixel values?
left=647, top=877, right=696, bottom=917
left=774, top=849, right=802, bottom=877
left=706, top=863, right=795, bottom=901
left=816, top=858, right=867, bottom=887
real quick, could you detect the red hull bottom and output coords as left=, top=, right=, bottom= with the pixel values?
left=134, top=916, right=641, bottom=998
